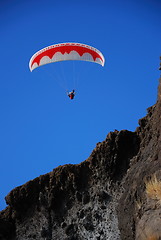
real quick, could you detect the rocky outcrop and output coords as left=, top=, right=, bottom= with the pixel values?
left=0, top=130, right=139, bottom=240
left=118, top=76, right=161, bottom=240
left=0, top=65, right=161, bottom=240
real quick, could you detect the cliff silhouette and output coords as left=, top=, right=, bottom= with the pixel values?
left=0, top=59, right=161, bottom=240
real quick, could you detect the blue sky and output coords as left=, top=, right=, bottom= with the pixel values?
left=0, top=0, right=160, bottom=210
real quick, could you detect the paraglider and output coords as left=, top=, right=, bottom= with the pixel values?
left=67, top=90, right=76, bottom=100
left=29, top=42, right=105, bottom=99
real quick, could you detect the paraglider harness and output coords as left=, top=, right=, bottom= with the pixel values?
left=67, top=90, right=76, bottom=100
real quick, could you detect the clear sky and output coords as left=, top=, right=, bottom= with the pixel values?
left=0, top=0, right=160, bottom=210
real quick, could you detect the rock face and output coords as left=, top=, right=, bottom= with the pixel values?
left=118, top=76, right=161, bottom=240
left=0, top=73, right=161, bottom=240
left=0, top=130, right=139, bottom=240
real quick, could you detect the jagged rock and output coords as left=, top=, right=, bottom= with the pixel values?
left=0, top=129, right=138, bottom=239
left=118, top=77, right=161, bottom=240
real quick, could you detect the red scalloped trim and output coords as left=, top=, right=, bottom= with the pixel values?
left=31, top=45, right=103, bottom=68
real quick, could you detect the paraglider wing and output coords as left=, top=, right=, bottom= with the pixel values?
left=29, top=43, right=105, bottom=71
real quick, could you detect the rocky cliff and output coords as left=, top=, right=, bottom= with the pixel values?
left=0, top=68, right=161, bottom=240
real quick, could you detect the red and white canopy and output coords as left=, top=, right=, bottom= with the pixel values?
left=29, top=42, right=105, bottom=71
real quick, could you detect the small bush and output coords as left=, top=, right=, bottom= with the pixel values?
left=145, top=174, right=161, bottom=202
